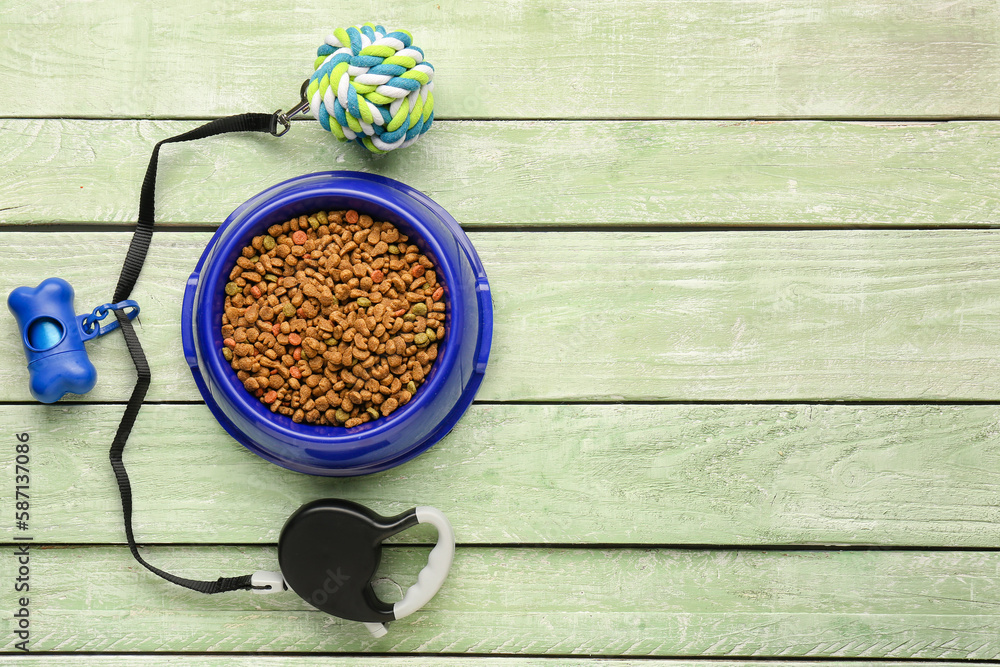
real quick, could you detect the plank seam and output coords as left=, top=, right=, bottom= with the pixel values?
left=5, top=115, right=1000, bottom=122
left=5, top=225, right=1000, bottom=233
left=3, top=651, right=999, bottom=663
left=7, top=399, right=1000, bottom=407
left=6, top=543, right=1000, bottom=552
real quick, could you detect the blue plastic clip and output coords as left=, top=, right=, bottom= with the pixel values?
left=79, top=300, right=140, bottom=337
left=7, top=278, right=141, bottom=403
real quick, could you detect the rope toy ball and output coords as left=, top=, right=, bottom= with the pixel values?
left=308, top=23, right=435, bottom=154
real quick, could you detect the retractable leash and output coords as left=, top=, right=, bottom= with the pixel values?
left=7, top=25, right=453, bottom=637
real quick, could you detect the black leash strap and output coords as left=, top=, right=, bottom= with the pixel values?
left=110, top=113, right=276, bottom=594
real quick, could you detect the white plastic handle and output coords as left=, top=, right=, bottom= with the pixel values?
left=392, top=506, right=455, bottom=620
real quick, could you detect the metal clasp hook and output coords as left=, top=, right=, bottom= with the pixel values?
left=271, top=79, right=311, bottom=137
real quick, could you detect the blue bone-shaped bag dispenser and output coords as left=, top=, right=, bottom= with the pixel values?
left=8, top=278, right=101, bottom=403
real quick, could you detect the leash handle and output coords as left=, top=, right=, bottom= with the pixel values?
left=393, top=506, right=455, bottom=620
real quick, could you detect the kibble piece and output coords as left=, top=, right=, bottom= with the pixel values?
left=380, top=397, right=399, bottom=417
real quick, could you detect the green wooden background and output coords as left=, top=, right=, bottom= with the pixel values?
left=1, top=0, right=999, bottom=663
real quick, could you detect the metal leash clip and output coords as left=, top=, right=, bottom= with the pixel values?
left=271, top=79, right=312, bottom=137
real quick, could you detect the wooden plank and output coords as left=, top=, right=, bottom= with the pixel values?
left=1, top=546, right=997, bottom=656
left=1, top=1, right=997, bottom=119
left=3, top=119, right=1000, bottom=229
left=2, top=231, right=1000, bottom=402
left=0, top=661, right=656, bottom=667
left=3, top=403, right=1000, bottom=547
left=0, top=660, right=979, bottom=667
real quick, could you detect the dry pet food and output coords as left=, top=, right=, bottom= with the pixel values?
left=220, top=209, right=446, bottom=427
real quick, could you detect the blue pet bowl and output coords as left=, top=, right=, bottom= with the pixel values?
left=181, top=172, right=493, bottom=476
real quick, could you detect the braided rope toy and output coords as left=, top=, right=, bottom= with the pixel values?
left=307, top=24, right=435, bottom=154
